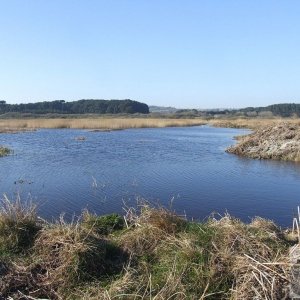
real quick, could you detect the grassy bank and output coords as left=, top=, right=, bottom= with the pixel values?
left=0, top=118, right=206, bottom=132
left=0, top=196, right=296, bottom=299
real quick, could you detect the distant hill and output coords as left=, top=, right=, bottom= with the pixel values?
left=0, top=99, right=149, bottom=115
left=196, top=103, right=300, bottom=118
left=149, top=106, right=178, bottom=113
left=0, top=100, right=298, bottom=118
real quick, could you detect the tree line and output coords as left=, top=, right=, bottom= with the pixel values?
left=200, top=103, right=300, bottom=118
left=239, top=103, right=300, bottom=117
left=0, top=99, right=149, bottom=114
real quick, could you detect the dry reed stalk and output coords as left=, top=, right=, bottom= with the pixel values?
left=0, top=194, right=37, bottom=222
left=232, top=253, right=290, bottom=299
left=0, top=194, right=41, bottom=252
left=292, top=206, right=300, bottom=243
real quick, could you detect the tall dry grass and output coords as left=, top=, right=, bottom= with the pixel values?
left=0, top=118, right=205, bottom=131
left=0, top=194, right=41, bottom=253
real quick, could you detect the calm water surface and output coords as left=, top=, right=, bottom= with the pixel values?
left=0, top=126, right=299, bottom=226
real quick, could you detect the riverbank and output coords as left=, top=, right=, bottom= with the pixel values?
left=0, top=197, right=297, bottom=299
left=227, top=123, right=300, bottom=162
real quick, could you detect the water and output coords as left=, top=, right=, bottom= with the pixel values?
left=0, top=126, right=299, bottom=227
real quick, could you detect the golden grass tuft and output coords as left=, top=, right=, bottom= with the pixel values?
left=209, top=214, right=290, bottom=299
left=0, top=194, right=41, bottom=253
left=119, top=204, right=187, bottom=255
left=232, top=253, right=289, bottom=299
left=33, top=216, right=127, bottom=289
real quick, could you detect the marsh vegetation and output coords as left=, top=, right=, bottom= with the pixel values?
left=0, top=118, right=206, bottom=132
left=0, top=112, right=300, bottom=133
left=0, top=196, right=296, bottom=299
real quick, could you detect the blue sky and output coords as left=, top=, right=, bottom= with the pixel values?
left=0, top=0, right=300, bottom=108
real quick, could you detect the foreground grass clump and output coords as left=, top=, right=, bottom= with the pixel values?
left=0, top=200, right=295, bottom=299
left=0, top=208, right=127, bottom=299
left=0, top=195, right=41, bottom=254
left=33, top=218, right=127, bottom=290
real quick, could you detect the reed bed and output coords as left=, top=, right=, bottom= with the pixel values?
left=0, top=117, right=298, bottom=132
left=0, top=118, right=205, bottom=131
left=0, top=197, right=297, bottom=299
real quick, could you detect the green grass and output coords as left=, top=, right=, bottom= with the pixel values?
left=82, top=211, right=124, bottom=235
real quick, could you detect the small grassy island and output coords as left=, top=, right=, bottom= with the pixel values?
left=0, top=146, right=11, bottom=157
left=0, top=197, right=297, bottom=299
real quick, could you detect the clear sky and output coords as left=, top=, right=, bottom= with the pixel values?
left=0, top=0, right=300, bottom=108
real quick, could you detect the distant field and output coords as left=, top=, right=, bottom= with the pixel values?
left=0, top=118, right=206, bottom=131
